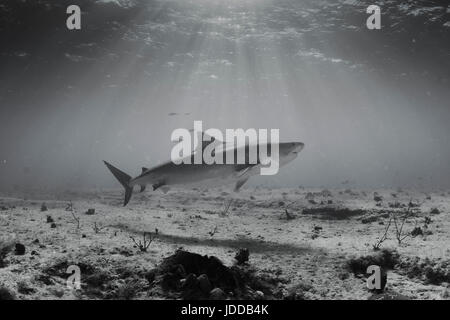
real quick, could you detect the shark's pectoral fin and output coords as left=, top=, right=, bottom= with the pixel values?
left=152, top=181, right=169, bottom=193
left=236, top=164, right=259, bottom=177
left=152, top=181, right=165, bottom=191
left=160, top=186, right=170, bottom=194
left=234, top=177, right=249, bottom=192
left=140, top=185, right=146, bottom=193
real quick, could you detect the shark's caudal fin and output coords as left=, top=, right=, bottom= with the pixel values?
left=103, top=161, right=133, bottom=206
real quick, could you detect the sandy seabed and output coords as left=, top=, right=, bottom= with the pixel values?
left=0, top=187, right=449, bottom=300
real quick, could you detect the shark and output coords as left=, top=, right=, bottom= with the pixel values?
left=103, top=138, right=304, bottom=206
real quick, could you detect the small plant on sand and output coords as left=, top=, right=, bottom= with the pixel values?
left=129, top=232, right=157, bottom=252
left=208, top=225, right=218, bottom=237
left=65, top=200, right=81, bottom=230
left=392, top=202, right=419, bottom=245
left=283, top=208, right=295, bottom=220
left=219, top=199, right=233, bottom=217
left=114, top=280, right=142, bottom=300
left=92, top=222, right=107, bottom=234
left=69, top=210, right=81, bottom=230
left=373, top=201, right=421, bottom=250
left=40, top=203, right=48, bottom=212
left=65, top=201, right=73, bottom=212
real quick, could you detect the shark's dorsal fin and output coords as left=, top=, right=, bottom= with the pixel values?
left=203, top=132, right=223, bottom=144
left=140, top=185, right=146, bottom=193
left=174, top=129, right=225, bottom=156
left=187, top=129, right=224, bottom=150
left=141, top=167, right=149, bottom=173
left=196, top=133, right=225, bottom=155
left=174, top=129, right=223, bottom=145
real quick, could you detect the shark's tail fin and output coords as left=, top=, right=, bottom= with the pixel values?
left=103, top=161, right=133, bottom=206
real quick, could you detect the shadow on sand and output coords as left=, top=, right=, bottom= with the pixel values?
left=111, top=224, right=321, bottom=255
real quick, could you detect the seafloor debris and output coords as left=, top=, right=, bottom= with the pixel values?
left=149, top=250, right=280, bottom=300
left=361, top=215, right=381, bottom=224
left=311, top=225, right=322, bottom=239
left=347, top=249, right=450, bottom=287
left=0, top=241, right=13, bottom=268
left=284, top=281, right=313, bottom=300
left=38, top=249, right=285, bottom=300
left=347, top=249, right=400, bottom=275
left=0, top=286, right=16, bottom=300
left=14, top=243, right=25, bottom=255
left=17, top=281, right=35, bottom=295
left=397, top=257, right=450, bottom=285
left=0, top=187, right=448, bottom=300
left=234, top=248, right=249, bottom=265
left=430, top=208, right=440, bottom=214
left=209, top=287, right=226, bottom=300
left=368, top=291, right=411, bottom=300
left=411, top=226, right=423, bottom=237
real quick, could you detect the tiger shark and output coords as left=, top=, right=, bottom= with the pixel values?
left=103, top=138, right=304, bottom=206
